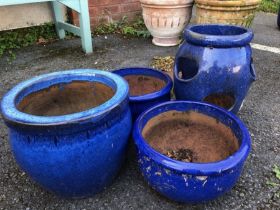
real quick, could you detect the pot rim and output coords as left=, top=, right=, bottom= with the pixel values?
left=140, top=0, right=194, bottom=6
left=0, top=69, right=129, bottom=126
left=195, top=0, right=261, bottom=7
left=112, top=67, right=173, bottom=102
left=185, top=24, right=254, bottom=48
left=133, top=101, right=251, bottom=175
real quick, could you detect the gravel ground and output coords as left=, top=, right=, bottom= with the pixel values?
left=0, top=12, right=279, bottom=209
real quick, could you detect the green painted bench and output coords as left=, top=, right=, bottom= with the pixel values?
left=0, top=0, right=93, bottom=54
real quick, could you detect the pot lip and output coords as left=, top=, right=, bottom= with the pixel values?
left=185, top=24, right=254, bottom=48
left=112, top=67, right=173, bottom=102
left=195, top=0, right=261, bottom=7
left=133, top=101, right=251, bottom=175
left=140, top=0, right=194, bottom=6
left=0, top=69, right=129, bottom=126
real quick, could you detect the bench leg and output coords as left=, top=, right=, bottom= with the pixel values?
left=52, top=1, right=66, bottom=39
left=78, top=0, right=93, bottom=54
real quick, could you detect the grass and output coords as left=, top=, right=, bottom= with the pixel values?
left=258, top=0, right=280, bottom=13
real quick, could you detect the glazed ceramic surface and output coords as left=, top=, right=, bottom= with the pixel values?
left=140, top=0, right=194, bottom=46
left=195, top=0, right=261, bottom=27
left=0, top=69, right=132, bottom=198
left=133, top=101, right=251, bottom=203
left=174, top=24, right=256, bottom=113
left=278, top=5, right=280, bottom=28
left=113, top=67, right=173, bottom=120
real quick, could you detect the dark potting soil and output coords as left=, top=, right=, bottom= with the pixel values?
left=17, top=81, right=115, bottom=116
left=204, top=93, right=235, bottom=110
left=142, top=111, right=239, bottom=163
left=124, top=75, right=166, bottom=96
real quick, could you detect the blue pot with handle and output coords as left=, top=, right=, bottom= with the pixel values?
left=174, top=24, right=256, bottom=113
left=1, top=69, right=132, bottom=198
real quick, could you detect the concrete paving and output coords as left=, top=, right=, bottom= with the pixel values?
left=0, top=12, right=279, bottom=209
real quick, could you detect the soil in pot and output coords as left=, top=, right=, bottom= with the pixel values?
left=124, top=75, right=166, bottom=96
left=203, top=93, right=235, bottom=110
left=17, top=81, right=115, bottom=116
left=142, top=111, right=240, bottom=163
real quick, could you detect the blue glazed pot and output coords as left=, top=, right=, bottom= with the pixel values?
left=113, top=67, right=173, bottom=120
left=174, top=24, right=256, bottom=113
left=133, top=101, right=251, bottom=203
left=278, top=5, right=280, bottom=28
left=1, top=69, right=132, bottom=198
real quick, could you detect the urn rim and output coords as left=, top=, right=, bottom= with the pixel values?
left=185, top=24, right=254, bottom=47
left=113, top=67, right=173, bottom=102
left=0, top=69, right=129, bottom=126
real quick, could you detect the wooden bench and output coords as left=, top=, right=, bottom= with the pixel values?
left=0, top=0, right=93, bottom=54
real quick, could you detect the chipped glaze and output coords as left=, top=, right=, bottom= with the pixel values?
left=1, top=69, right=132, bottom=198
left=133, top=101, right=251, bottom=203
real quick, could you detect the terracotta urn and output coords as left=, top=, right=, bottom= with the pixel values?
left=195, top=0, right=261, bottom=27
left=140, top=0, right=194, bottom=46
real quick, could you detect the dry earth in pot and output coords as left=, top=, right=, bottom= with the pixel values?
left=204, top=93, right=235, bottom=110
left=124, top=75, right=165, bottom=96
left=17, top=81, right=115, bottom=116
left=142, top=110, right=240, bottom=163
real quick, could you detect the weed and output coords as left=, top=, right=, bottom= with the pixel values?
left=93, top=16, right=150, bottom=38
left=267, top=165, right=280, bottom=199
left=258, top=0, right=280, bottom=13
left=273, top=165, right=280, bottom=180
left=0, top=16, right=150, bottom=60
left=0, top=23, right=57, bottom=60
left=266, top=180, right=280, bottom=187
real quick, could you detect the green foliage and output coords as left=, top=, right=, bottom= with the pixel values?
left=258, top=0, right=280, bottom=13
left=273, top=165, right=280, bottom=180
left=0, top=23, right=57, bottom=59
left=0, top=16, right=150, bottom=60
left=94, top=16, right=150, bottom=38
left=267, top=165, right=280, bottom=198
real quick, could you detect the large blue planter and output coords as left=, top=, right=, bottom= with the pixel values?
left=133, top=101, right=251, bottom=203
left=1, top=69, right=132, bottom=198
left=174, top=24, right=256, bottom=113
left=113, top=67, right=173, bottom=120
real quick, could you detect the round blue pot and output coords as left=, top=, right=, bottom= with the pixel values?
left=278, top=5, right=280, bottom=28
left=1, top=69, right=132, bottom=198
left=133, top=101, right=251, bottom=203
left=113, top=67, right=173, bottom=120
left=174, top=24, right=256, bottom=113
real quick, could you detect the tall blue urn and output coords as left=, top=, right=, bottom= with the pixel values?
left=0, top=69, right=132, bottom=198
left=174, top=24, right=256, bottom=113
